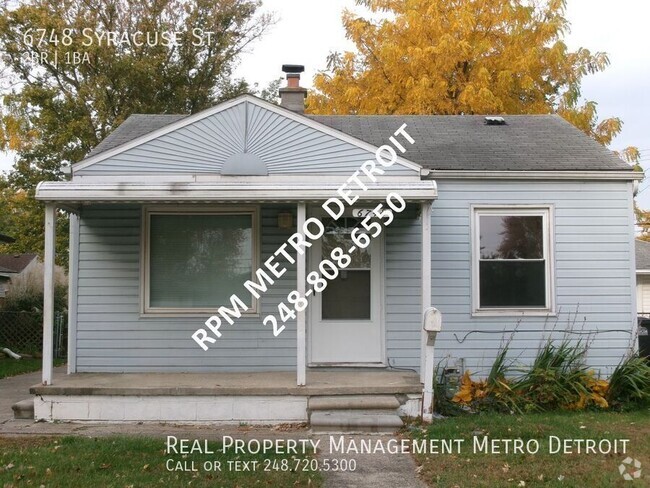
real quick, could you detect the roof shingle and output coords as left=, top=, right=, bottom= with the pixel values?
left=309, top=114, right=630, bottom=171
left=80, top=110, right=632, bottom=172
left=0, top=253, right=37, bottom=273
left=636, top=240, right=650, bottom=270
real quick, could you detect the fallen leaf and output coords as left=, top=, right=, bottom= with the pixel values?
left=518, top=482, right=526, bottom=487
left=99, top=463, right=111, bottom=469
left=142, top=464, right=150, bottom=471
left=558, top=474, right=565, bottom=481
left=502, top=463, right=510, bottom=473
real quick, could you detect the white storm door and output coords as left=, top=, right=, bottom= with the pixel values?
left=309, top=216, right=384, bottom=365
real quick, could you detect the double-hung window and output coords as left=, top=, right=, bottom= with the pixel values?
left=472, top=207, right=553, bottom=314
left=142, top=207, right=258, bottom=314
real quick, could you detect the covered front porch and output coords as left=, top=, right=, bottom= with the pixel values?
left=35, top=176, right=438, bottom=423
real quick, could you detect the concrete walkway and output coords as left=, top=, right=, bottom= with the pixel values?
left=0, top=368, right=427, bottom=487
left=0, top=365, right=67, bottom=423
left=318, top=435, right=427, bottom=488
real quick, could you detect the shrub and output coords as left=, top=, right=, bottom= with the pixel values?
left=607, top=355, right=650, bottom=409
left=453, top=343, right=521, bottom=413
left=515, top=340, right=598, bottom=411
left=451, top=340, right=612, bottom=413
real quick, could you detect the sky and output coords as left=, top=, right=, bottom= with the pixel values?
left=2, top=0, right=649, bottom=204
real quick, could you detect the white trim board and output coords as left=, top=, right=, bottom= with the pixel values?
left=470, top=205, right=556, bottom=316
left=139, top=205, right=261, bottom=316
left=35, top=180, right=438, bottom=202
left=72, top=95, right=422, bottom=174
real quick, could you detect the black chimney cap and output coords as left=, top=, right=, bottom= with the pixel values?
left=282, top=64, right=305, bottom=74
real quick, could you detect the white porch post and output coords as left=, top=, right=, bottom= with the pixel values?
left=296, top=202, right=307, bottom=386
left=420, top=201, right=432, bottom=383
left=42, top=203, right=57, bottom=385
left=67, top=213, right=80, bottom=374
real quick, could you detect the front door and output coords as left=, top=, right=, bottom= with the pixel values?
left=309, top=215, right=384, bottom=365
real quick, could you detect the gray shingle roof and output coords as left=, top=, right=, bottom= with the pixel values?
left=88, top=114, right=187, bottom=157
left=310, top=114, right=630, bottom=171
left=0, top=253, right=37, bottom=273
left=636, top=240, right=650, bottom=270
left=82, top=111, right=631, bottom=172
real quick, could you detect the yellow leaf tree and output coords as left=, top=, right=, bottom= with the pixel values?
left=309, top=0, right=624, bottom=146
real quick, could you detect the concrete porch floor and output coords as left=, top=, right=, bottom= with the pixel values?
left=30, top=370, right=422, bottom=396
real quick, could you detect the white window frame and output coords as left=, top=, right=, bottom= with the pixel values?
left=140, top=205, right=260, bottom=316
left=471, top=205, right=555, bottom=316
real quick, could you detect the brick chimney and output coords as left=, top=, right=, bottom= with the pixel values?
left=279, top=64, right=307, bottom=113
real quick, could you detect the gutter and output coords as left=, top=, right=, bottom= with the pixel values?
left=420, top=169, right=643, bottom=181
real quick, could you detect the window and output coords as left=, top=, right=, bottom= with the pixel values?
left=142, top=207, right=258, bottom=314
left=320, top=217, right=372, bottom=320
left=472, top=207, right=553, bottom=314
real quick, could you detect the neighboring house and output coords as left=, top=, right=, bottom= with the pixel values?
left=636, top=240, right=650, bottom=315
left=0, top=253, right=38, bottom=298
left=31, top=66, right=641, bottom=425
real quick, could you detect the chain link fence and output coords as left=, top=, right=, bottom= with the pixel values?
left=0, top=311, right=67, bottom=359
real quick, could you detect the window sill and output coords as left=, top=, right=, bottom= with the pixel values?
left=471, top=309, right=556, bottom=318
left=140, top=311, right=259, bottom=318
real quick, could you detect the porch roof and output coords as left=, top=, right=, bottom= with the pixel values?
left=35, top=179, right=437, bottom=203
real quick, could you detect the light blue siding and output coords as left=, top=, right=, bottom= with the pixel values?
left=385, top=205, right=422, bottom=369
left=75, top=204, right=298, bottom=372
left=422, top=179, right=636, bottom=377
left=75, top=180, right=636, bottom=376
left=75, top=101, right=414, bottom=176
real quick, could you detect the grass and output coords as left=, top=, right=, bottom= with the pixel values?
left=0, top=436, right=321, bottom=487
left=408, top=409, right=650, bottom=487
left=0, top=357, right=65, bottom=379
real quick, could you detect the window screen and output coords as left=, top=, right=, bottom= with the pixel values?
left=478, top=213, right=547, bottom=308
left=148, top=213, right=253, bottom=310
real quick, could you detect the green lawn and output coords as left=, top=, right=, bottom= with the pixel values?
left=0, top=436, right=321, bottom=487
left=0, top=357, right=65, bottom=379
left=409, top=409, right=650, bottom=487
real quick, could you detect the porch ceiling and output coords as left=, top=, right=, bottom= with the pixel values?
left=30, top=370, right=422, bottom=396
left=35, top=180, right=437, bottom=204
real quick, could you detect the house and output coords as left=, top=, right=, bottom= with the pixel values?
left=636, top=240, right=650, bottom=315
left=0, top=253, right=38, bottom=298
left=31, top=66, right=641, bottom=426
left=637, top=240, right=650, bottom=359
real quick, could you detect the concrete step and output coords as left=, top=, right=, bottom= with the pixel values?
left=309, top=395, right=400, bottom=411
left=12, top=398, right=34, bottom=420
left=310, top=410, right=404, bottom=433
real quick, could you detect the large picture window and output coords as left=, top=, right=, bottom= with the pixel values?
left=142, top=207, right=258, bottom=314
left=472, top=207, right=553, bottom=314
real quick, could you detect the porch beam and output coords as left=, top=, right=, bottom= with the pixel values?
left=420, top=202, right=432, bottom=382
left=42, top=203, right=57, bottom=385
left=296, top=202, right=307, bottom=386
